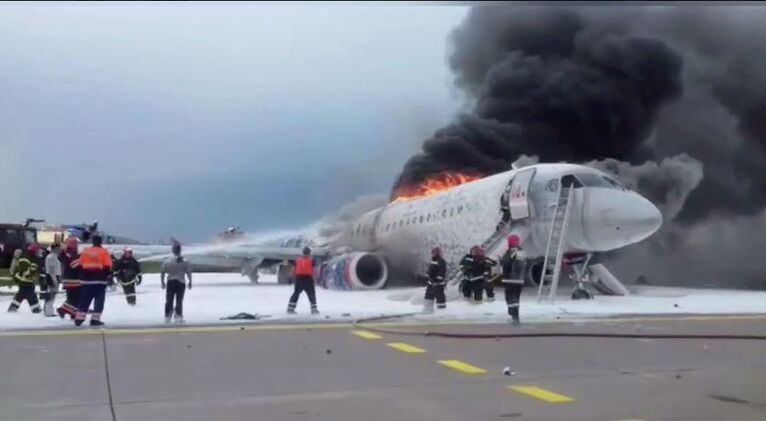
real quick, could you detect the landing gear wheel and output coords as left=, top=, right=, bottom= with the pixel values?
left=571, top=288, right=593, bottom=300
left=248, top=272, right=259, bottom=284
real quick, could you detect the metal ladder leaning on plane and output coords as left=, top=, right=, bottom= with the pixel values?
left=537, top=182, right=574, bottom=303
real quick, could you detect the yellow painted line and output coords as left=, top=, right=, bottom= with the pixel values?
left=437, top=359, right=487, bottom=375
left=614, top=419, right=643, bottom=421
left=386, top=342, right=426, bottom=354
left=350, top=330, right=382, bottom=340
left=509, top=386, right=575, bottom=403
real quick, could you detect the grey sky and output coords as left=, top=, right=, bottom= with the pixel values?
left=0, top=3, right=467, bottom=242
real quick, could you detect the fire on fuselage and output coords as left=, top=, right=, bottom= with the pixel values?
left=391, top=172, right=481, bottom=204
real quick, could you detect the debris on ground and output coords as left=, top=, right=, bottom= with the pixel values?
left=220, top=312, right=259, bottom=320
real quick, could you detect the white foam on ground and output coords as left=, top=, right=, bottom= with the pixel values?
left=0, top=273, right=765, bottom=330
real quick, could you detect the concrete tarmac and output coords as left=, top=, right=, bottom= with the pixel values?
left=2, top=315, right=766, bottom=421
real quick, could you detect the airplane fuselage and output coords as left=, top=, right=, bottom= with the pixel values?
left=333, top=163, right=662, bottom=277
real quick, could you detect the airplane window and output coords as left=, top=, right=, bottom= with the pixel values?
left=457, top=206, right=463, bottom=214
left=419, top=215, right=424, bottom=224
left=545, top=179, right=558, bottom=192
left=560, top=175, right=583, bottom=189
left=442, top=209, right=447, bottom=218
left=575, top=173, right=613, bottom=188
left=450, top=208, right=454, bottom=216
left=426, top=214, right=431, bottom=222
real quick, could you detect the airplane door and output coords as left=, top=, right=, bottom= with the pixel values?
left=508, top=168, right=535, bottom=220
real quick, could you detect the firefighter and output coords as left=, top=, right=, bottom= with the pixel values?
left=498, top=185, right=511, bottom=231
left=7, top=244, right=42, bottom=313
left=8, top=248, right=22, bottom=276
left=423, top=247, right=447, bottom=313
left=459, top=246, right=486, bottom=303
left=42, top=243, right=62, bottom=317
left=108, top=253, right=119, bottom=292
left=500, top=235, right=527, bottom=325
left=160, top=243, right=192, bottom=323
left=36, top=244, right=49, bottom=311
left=57, top=237, right=81, bottom=319
left=114, top=247, right=141, bottom=306
left=74, top=235, right=112, bottom=326
left=478, top=246, right=498, bottom=302
left=287, top=247, right=319, bottom=315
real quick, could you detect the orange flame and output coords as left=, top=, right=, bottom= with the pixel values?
left=392, top=172, right=481, bottom=204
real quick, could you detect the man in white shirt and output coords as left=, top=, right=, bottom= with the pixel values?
left=43, top=243, right=62, bottom=317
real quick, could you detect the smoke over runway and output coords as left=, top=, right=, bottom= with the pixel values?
left=394, top=6, right=766, bottom=286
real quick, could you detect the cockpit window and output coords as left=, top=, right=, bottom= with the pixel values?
left=602, top=175, right=626, bottom=190
left=574, top=173, right=615, bottom=188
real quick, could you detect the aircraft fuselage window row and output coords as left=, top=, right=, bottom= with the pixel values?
left=352, top=203, right=472, bottom=236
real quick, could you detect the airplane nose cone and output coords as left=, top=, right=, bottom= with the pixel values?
left=582, top=189, right=663, bottom=251
left=617, top=194, right=663, bottom=238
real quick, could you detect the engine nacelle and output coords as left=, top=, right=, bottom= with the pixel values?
left=318, top=252, right=388, bottom=290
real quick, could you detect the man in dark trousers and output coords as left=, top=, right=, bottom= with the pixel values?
left=478, top=246, right=498, bottom=302
left=497, top=185, right=511, bottom=231
left=459, top=246, right=486, bottom=303
left=114, top=248, right=142, bottom=306
left=501, top=235, right=527, bottom=325
left=422, top=247, right=447, bottom=313
left=7, top=244, right=42, bottom=313
left=287, top=247, right=319, bottom=315
left=57, top=237, right=81, bottom=319
left=75, top=235, right=112, bottom=326
left=161, top=243, right=192, bottom=323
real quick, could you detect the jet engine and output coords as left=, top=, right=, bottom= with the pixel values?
left=318, top=252, right=388, bottom=290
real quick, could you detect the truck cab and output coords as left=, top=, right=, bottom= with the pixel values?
left=0, top=224, right=37, bottom=268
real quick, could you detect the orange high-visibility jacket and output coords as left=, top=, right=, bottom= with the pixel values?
left=294, top=257, right=314, bottom=277
left=79, top=247, right=113, bottom=283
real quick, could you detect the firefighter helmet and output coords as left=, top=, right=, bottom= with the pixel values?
left=27, top=243, right=41, bottom=257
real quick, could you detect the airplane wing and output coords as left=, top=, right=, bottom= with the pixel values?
left=146, top=245, right=329, bottom=261
left=103, top=244, right=174, bottom=260
left=136, top=242, right=331, bottom=274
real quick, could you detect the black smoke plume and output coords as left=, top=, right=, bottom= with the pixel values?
left=394, top=6, right=766, bottom=286
left=393, top=8, right=683, bottom=194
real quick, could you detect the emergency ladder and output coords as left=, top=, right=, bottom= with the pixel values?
left=445, top=221, right=513, bottom=292
left=536, top=183, right=574, bottom=303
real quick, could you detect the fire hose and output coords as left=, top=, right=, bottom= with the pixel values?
left=353, top=313, right=766, bottom=340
